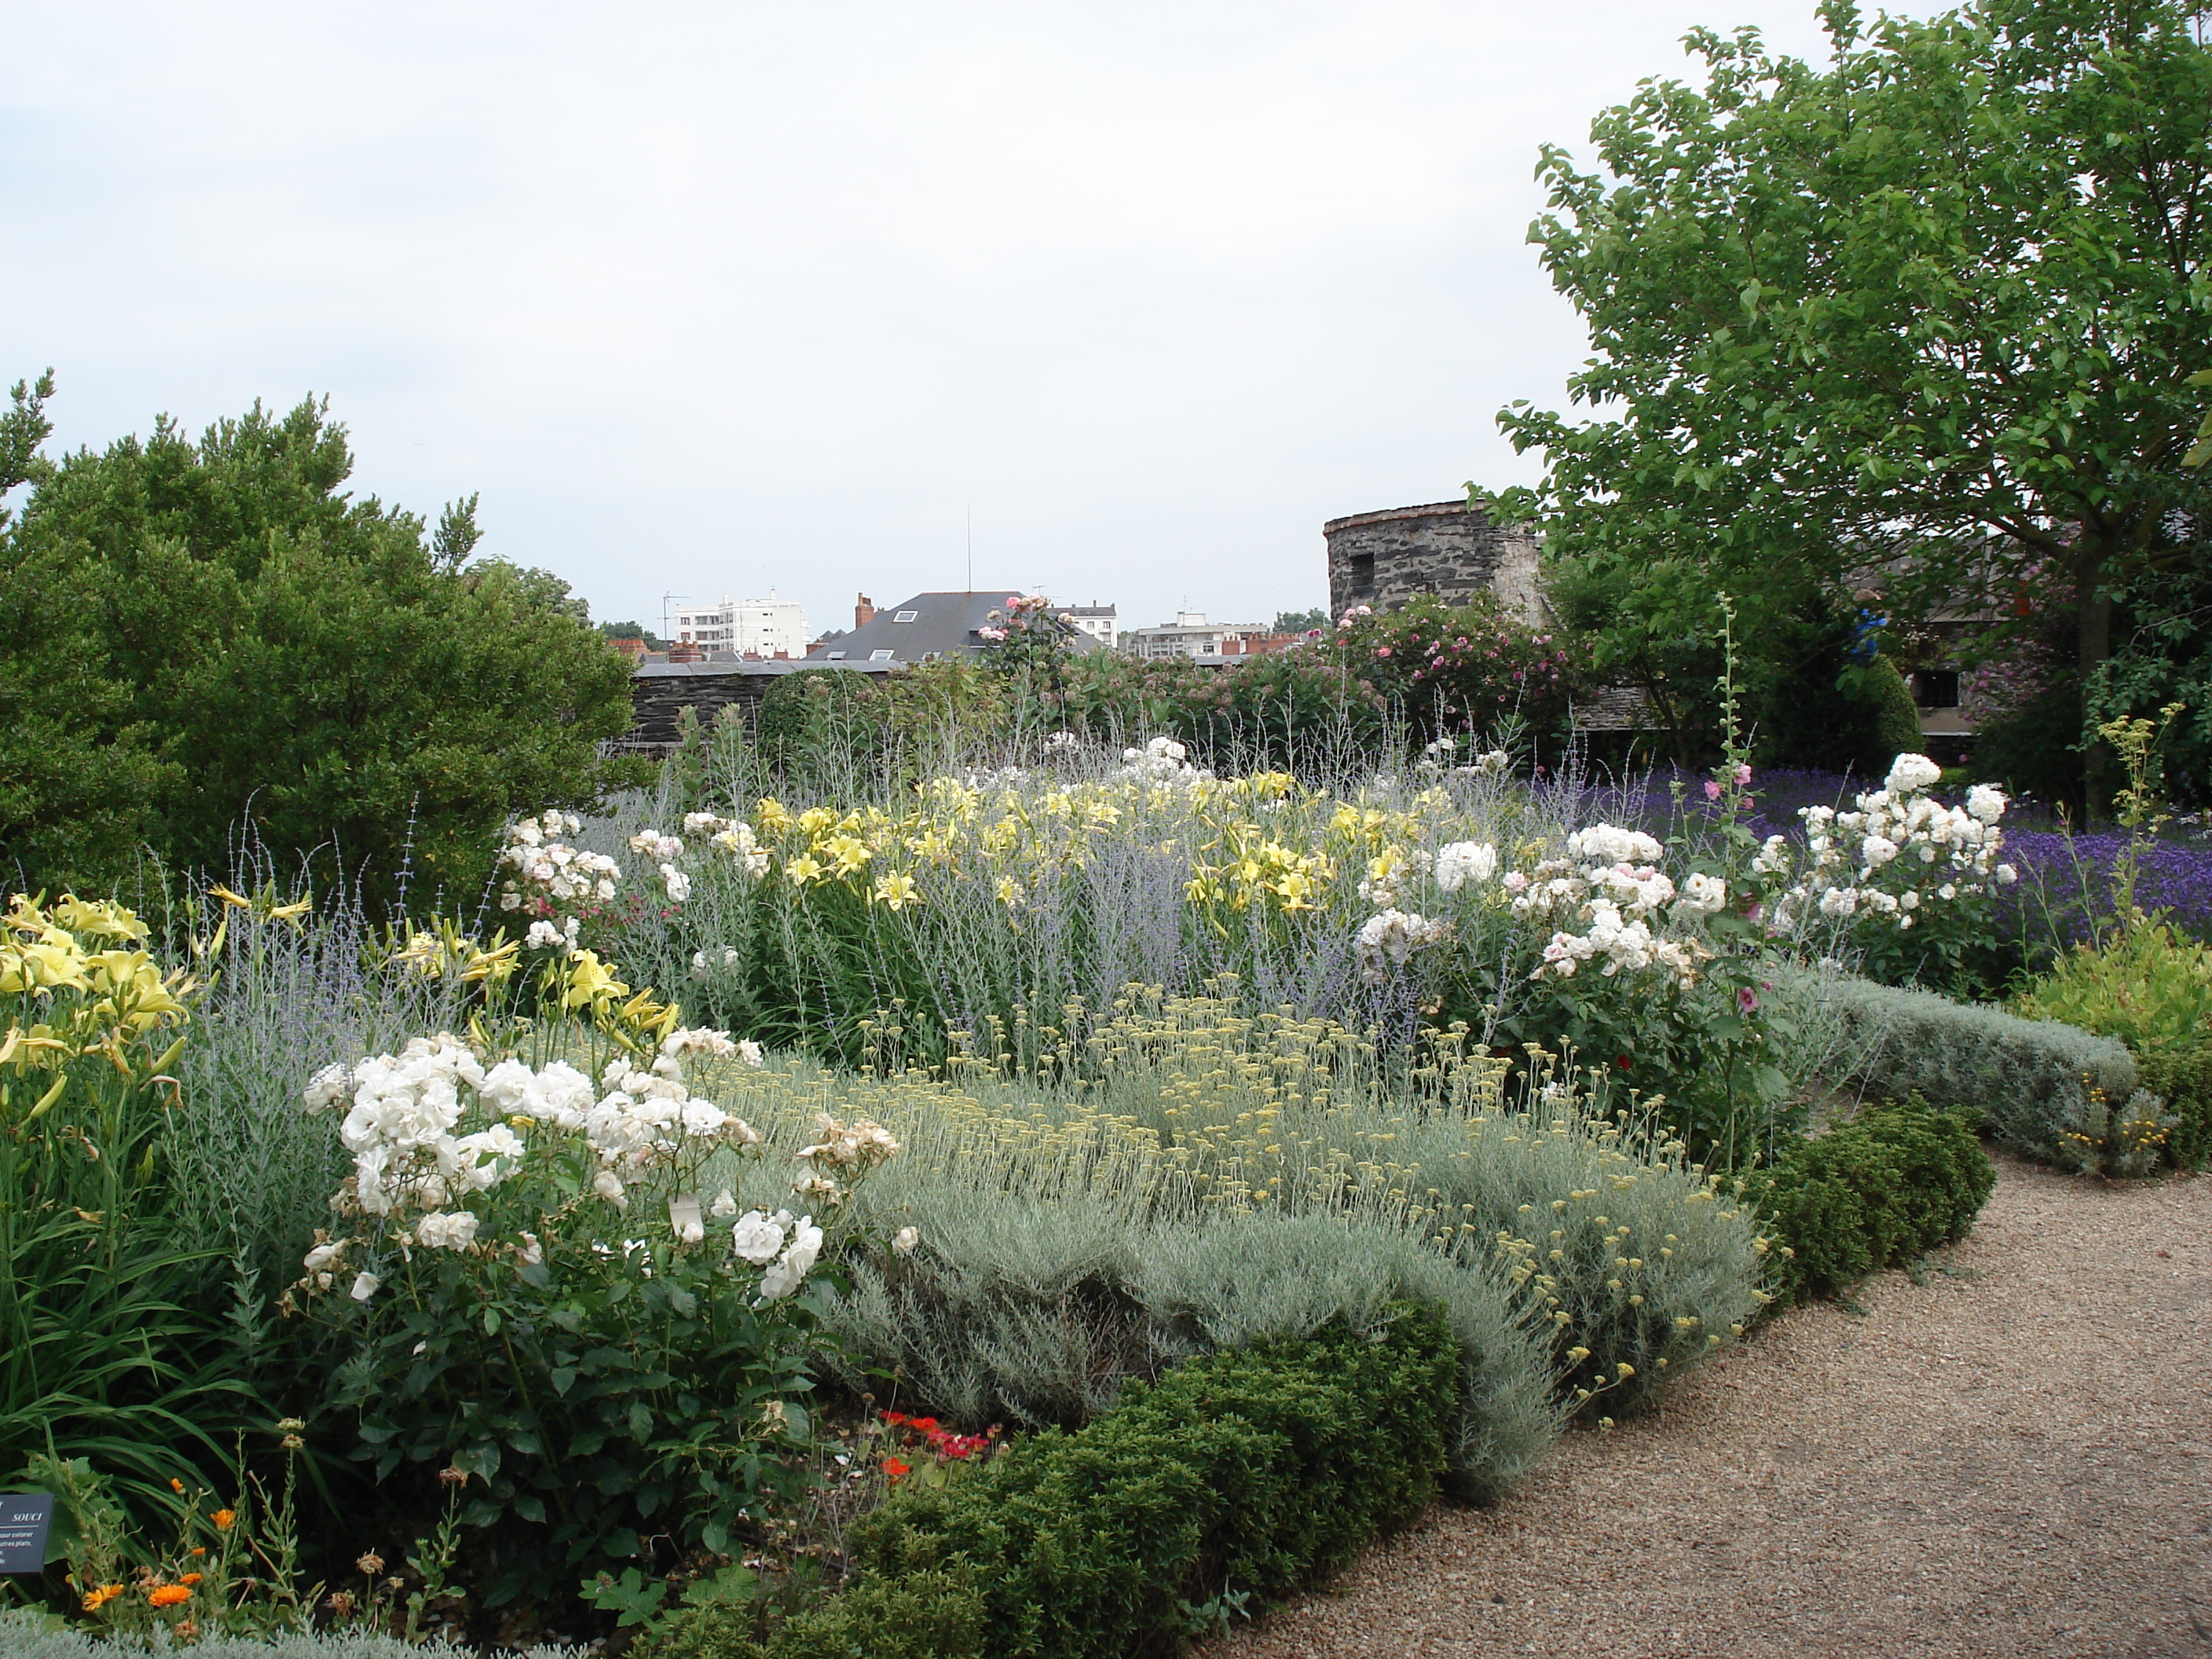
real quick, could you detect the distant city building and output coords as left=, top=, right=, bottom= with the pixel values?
left=1324, top=500, right=1544, bottom=624
left=668, top=591, right=808, bottom=660
left=1067, top=603, right=1118, bottom=648
left=1122, top=613, right=1274, bottom=661
left=803, top=591, right=1108, bottom=667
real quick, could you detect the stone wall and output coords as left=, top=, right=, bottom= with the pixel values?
left=618, top=665, right=775, bottom=753
left=1324, top=500, right=1543, bottom=624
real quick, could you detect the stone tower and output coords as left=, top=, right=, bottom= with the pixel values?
left=1324, top=500, right=1543, bottom=624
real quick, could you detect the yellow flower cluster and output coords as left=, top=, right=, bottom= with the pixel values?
left=1, top=895, right=193, bottom=1074
left=726, top=770, right=1478, bottom=925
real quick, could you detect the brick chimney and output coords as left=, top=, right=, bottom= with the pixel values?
left=855, top=593, right=876, bottom=629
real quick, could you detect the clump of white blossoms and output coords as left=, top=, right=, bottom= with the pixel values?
left=1434, top=840, right=1499, bottom=894
left=1356, top=908, right=1452, bottom=983
left=626, top=830, right=697, bottom=903
left=497, top=812, right=621, bottom=915
left=291, top=1020, right=816, bottom=1306
left=683, top=812, right=772, bottom=879
left=1771, top=753, right=2016, bottom=934
left=526, top=916, right=582, bottom=955
left=1415, top=737, right=1514, bottom=781
left=1494, top=822, right=1709, bottom=987
left=1359, top=844, right=1434, bottom=907
left=1114, top=735, right=1213, bottom=784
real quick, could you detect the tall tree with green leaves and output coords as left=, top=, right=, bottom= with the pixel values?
left=2, top=383, right=641, bottom=900
left=1496, top=0, right=2212, bottom=794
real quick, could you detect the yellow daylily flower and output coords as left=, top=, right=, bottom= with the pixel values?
left=872, top=873, right=921, bottom=910
left=821, top=834, right=873, bottom=876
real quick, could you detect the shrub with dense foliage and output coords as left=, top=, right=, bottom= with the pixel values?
left=1326, top=592, right=1582, bottom=754
left=1774, top=964, right=2166, bottom=1174
left=281, top=947, right=907, bottom=1606
left=1748, top=1098, right=1996, bottom=1304
left=2013, top=917, right=2212, bottom=1165
left=0, top=379, right=639, bottom=899
left=643, top=1308, right=1460, bottom=1659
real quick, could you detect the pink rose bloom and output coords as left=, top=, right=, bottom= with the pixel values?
left=1376, top=646, right=1391, bottom=657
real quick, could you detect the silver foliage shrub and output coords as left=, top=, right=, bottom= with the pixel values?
left=830, top=1202, right=1560, bottom=1506
left=1771, top=963, right=2168, bottom=1174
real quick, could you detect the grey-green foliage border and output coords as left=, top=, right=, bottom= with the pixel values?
left=1771, top=964, right=2173, bottom=1175
left=0, top=1615, right=580, bottom=1659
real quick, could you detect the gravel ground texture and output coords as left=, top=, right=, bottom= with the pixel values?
left=1210, top=1154, right=2212, bottom=1659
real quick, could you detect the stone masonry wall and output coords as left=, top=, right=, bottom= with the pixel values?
left=1324, top=501, right=1543, bottom=624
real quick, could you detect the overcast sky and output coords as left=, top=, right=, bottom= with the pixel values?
left=3, top=2, right=1899, bottom=640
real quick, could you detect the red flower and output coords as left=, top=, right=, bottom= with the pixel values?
left=883, top=1457, right=912, bottom=1484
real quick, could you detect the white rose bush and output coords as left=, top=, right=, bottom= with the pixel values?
left=1766, top=752, right=2017, bottom=987
left=285, top=961, right=899, bottom=1606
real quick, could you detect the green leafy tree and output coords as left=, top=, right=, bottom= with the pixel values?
left=1272, top=607, right=1329, bottom=635
left=599, top=619, right=668, bottom=650
left=1497, top=0, right=2212, bottom=797
left=3, top=386, right=641, bottom=900
left=0, top=372, right=177, bottom=888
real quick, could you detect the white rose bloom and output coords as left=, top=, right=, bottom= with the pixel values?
left=709, top=1188, right=738, bottom=1218
left=1938, top=884, right=1957, bottom=901
left=301, top=1064, right=351, bottom=1113
left=892, top=1226, right=920, bottom=1255
left=1884, top=753, right=1943, bottom=795
left=736, top=1040, right=765, bottom=1068
left=517, top=1231, right=544, bottom=1266
left=1675, top=872, right=1728, bottom=914
left=680, top=1099, right=731, bottom=1137
left=415, top=1210, right=479, bottom=1251
left=1965, top=784, right=2008, bottom=824
left=303, top=1241, right=344, bottom=1272
left=1434, top=841, right=1498, bottom=893
left=661, top=863, right=692, bottom=903
left=593, top=1169, right=627, bottom=1206
left=1859, top=835, right=1900, bottom=870
left=349, top=1271, right=382, bottom=1302
left=758, top=1217, right=824, bottom=1301
left=1996, top=863, right=2018, bottom=884
left=731, top=1210, right=786, bottom=1265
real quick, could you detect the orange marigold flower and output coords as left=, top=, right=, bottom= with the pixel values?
left=148, top=1584, right=193, bottom=1608
left=180, top=1573, right=203, bottom=1587
left=82, top=1584, right=125, bottom=1613
left=211, top=1509, right=236, bottom=1531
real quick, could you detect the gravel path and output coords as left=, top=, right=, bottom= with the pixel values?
left=1213, top=1155, right=2212, bottom=1659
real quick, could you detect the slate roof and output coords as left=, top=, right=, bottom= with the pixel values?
left=801, top=591, right=1108, bottom=666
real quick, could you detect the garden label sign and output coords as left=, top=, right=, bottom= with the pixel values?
left=0, top=1494, right=53, bottom=1573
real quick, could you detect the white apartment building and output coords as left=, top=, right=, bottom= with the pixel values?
left=669, top=591, right=809, bottom=659
left=1067, top=603, right=1118, bottom=648
left=1122, top=612, right=1271, bottom=661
